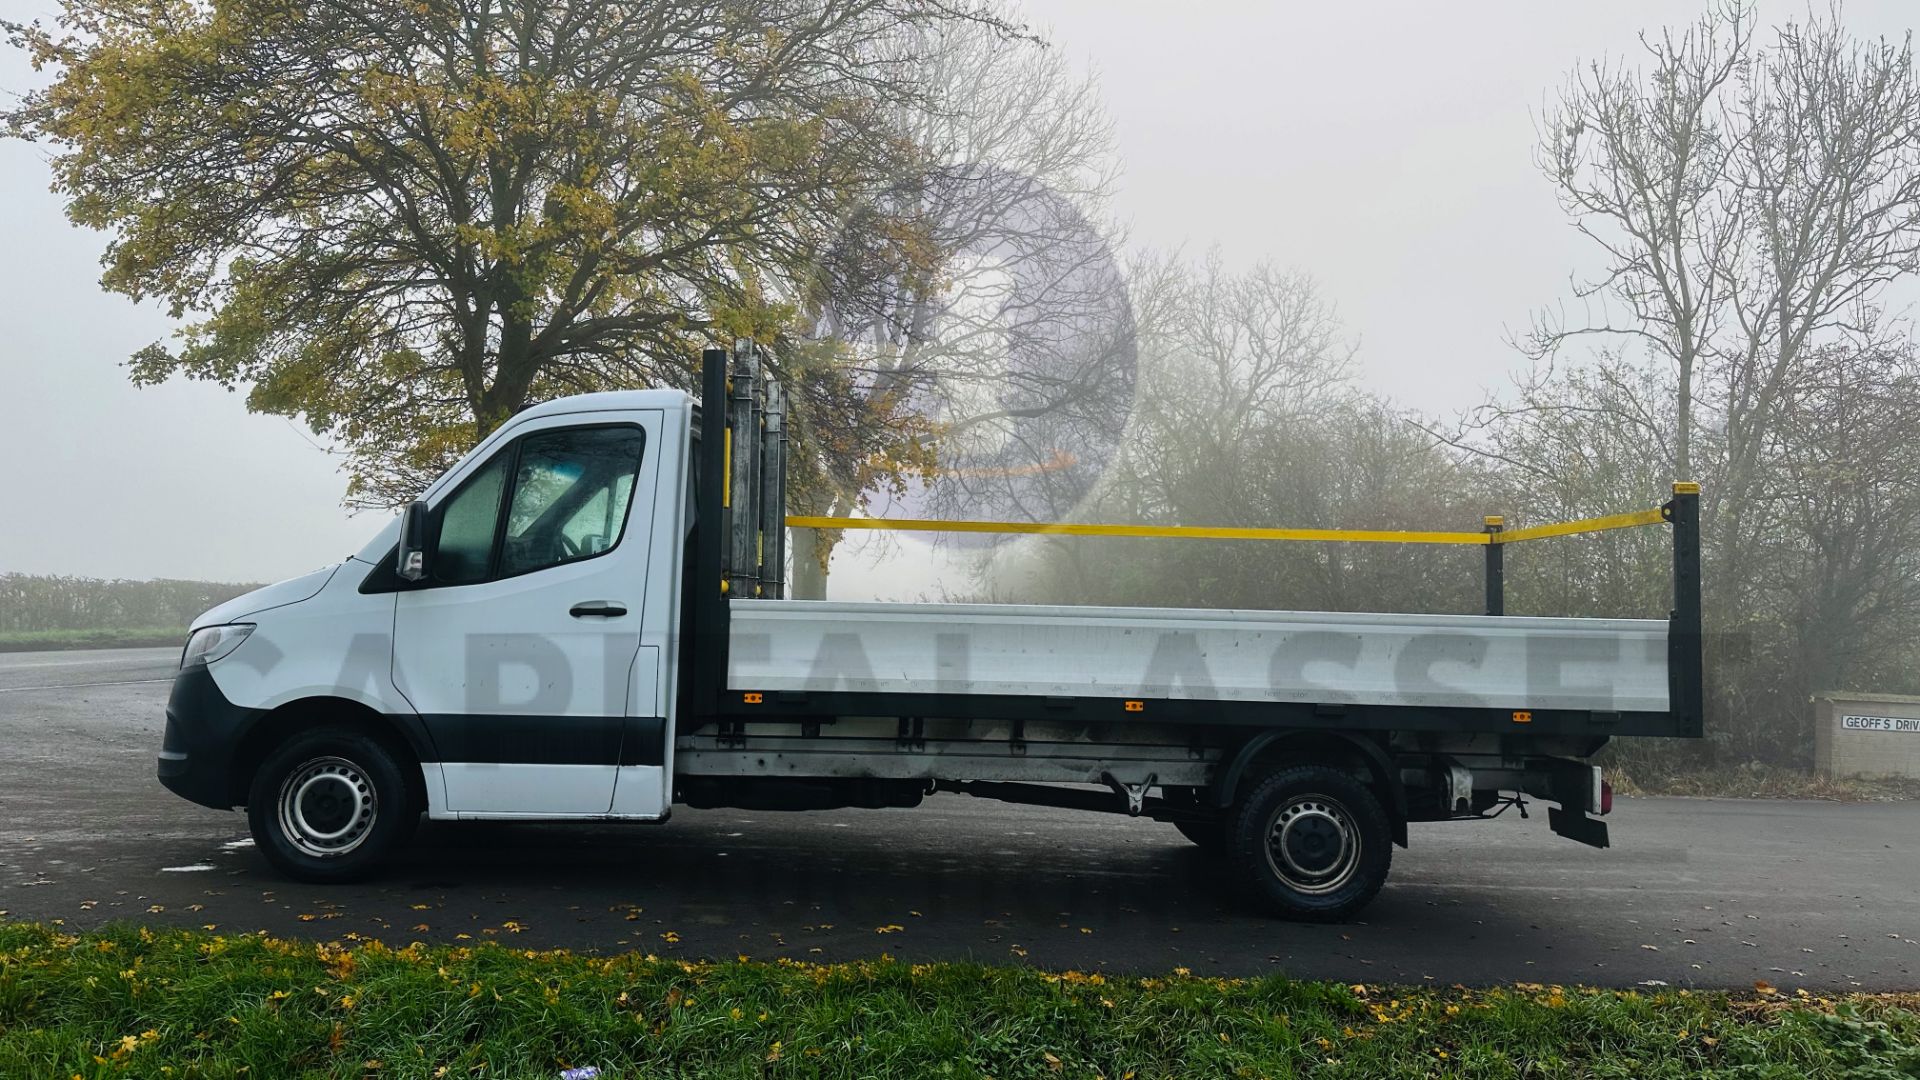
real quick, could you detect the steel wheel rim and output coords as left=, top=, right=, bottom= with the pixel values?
left=276, top=756, right=377, bottom=858
left=1263, top=794, right=1360, bottom=895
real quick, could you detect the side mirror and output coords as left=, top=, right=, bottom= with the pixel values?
left=397, top=500, right=431, bottom=582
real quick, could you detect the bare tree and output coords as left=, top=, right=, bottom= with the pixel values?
left=1529, top=2, right=1750, bottom=482
left=790, top=5, right=1125, bottom=597
left=1525, top=3, right=1920, bottom=538
left=1012, top=253, right=1482, bottom=614
left=1750, top=343, right=1920, bottom=743
left=1117, top=251, right=1357, bottom=528
left=1712, top=16, right=1920, bottom=573
left=1436, top=4, right=1920, bottom=772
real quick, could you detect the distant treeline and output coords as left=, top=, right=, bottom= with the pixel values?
left=0, top=574, right=260, bottom=633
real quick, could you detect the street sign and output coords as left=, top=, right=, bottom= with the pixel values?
left=1841, top=714, right=1920, bottom=734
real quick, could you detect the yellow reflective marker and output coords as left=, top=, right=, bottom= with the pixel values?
left=1512, top=710, right=1533, bottom=724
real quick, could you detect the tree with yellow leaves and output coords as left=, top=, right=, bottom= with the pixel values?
left=5, top=0, right=1014, bottom=507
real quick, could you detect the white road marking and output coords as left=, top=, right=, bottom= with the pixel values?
left=0, top=678, right=173, bottom=694
left=160, top=864, right=216, bottom=873
left=220, top=838, right=255, bottom=851
left=0, top=651, right=173, bottom=670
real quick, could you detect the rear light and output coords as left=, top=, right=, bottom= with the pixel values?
left=1600, top=779, right=1614, bottom=816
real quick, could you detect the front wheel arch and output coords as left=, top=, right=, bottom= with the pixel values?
left=228, top=697, right=428, bottom=814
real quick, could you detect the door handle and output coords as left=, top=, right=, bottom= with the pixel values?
left=569, top=600, right=628, bottom=618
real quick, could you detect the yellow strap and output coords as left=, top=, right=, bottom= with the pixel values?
left=1495, top=507, right=1667, bottom=544
left=786, top=504, right=1672, bottom=546
left=786, top=515, right=1492, bottom=545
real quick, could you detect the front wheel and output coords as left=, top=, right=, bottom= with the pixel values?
left=247, top=728, right=415, bottom=883
left=1228, top=764, right=1391, bottom=922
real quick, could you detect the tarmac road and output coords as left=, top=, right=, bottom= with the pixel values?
left=2, top=646, right=1916, bottom=989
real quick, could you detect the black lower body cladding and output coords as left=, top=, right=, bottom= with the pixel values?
left=157, top=663, right=263, bottom=810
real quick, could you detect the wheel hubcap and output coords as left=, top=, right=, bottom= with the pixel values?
left=1264, top=795, right=1360, bottom=895
left=277, top=756, right=377, bottom=858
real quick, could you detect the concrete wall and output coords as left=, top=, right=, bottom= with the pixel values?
left=1814, top=692, right=1920, bottom=780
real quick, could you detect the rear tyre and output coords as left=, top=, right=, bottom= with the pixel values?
left=1228, top=764, right=1391, bottom=922
left=246, top=727, right=414, bottom=883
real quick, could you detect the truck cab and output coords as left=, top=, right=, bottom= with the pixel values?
left=160, top=389, right=697, bottom=878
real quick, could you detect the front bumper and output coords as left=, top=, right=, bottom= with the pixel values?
left=158, top=663, right=262, bottom=810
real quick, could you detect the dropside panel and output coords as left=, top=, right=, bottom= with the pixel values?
left=726, top=600, right=1669, bottom=714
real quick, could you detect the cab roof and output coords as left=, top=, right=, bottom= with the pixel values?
left=512, top=388, right=694, bottom=421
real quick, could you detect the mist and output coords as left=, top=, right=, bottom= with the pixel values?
left=3, top=0, right=1916, bottom=589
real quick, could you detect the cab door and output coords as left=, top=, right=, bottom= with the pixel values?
left=392, top=411, right=661, bottom=817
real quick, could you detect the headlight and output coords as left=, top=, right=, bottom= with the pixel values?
left=180, top=624, right=255, bottom=669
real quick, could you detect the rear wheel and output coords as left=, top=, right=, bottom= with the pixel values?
left=247, top=727, right=415, bottom=883
left=1228, top=764, right=1391, bottom=922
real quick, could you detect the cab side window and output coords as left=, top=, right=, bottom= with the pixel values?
left=498, top=427, right=645, bottom=577
left=428, top=424, right=646, bottom=585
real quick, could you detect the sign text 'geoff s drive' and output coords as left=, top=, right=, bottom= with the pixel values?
left=1841, top=714, right=1920, bottom=734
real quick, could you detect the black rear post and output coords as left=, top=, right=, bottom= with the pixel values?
left=1666, top=482, right=1704, bottom=738
left=1482, top=515, right=1504, bottom=616
left=692, top=348, right=732, bottom=725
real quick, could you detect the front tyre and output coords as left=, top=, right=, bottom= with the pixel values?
left=247, top=728, right=414, bottom=883
left=1228, top=764, right=1391, bottom=922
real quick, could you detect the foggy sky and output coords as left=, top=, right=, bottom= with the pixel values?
left=1, top=0, right=1912, bottom=588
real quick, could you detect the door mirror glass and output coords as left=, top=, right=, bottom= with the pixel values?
left=397, top=500, right=431, bottom=582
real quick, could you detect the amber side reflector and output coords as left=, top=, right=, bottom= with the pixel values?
left=743, top=692, right=764, bottom=704
left=1512, top=710, right=1533, bottom=724
left=1124, top=700, right=1145, bottom=713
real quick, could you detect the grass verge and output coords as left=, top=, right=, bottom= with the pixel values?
left=1612, top=762, right=1920, bottom=802
left=1, top=923, right=1916, bottom=1078
left=0, top=627, right=184, bottom=653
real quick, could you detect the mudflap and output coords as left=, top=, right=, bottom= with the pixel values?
left=1548, top=805, right=1610, bottom=849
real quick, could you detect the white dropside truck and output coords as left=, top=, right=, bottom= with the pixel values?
left=159, top=349, right=1704, bottom=921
